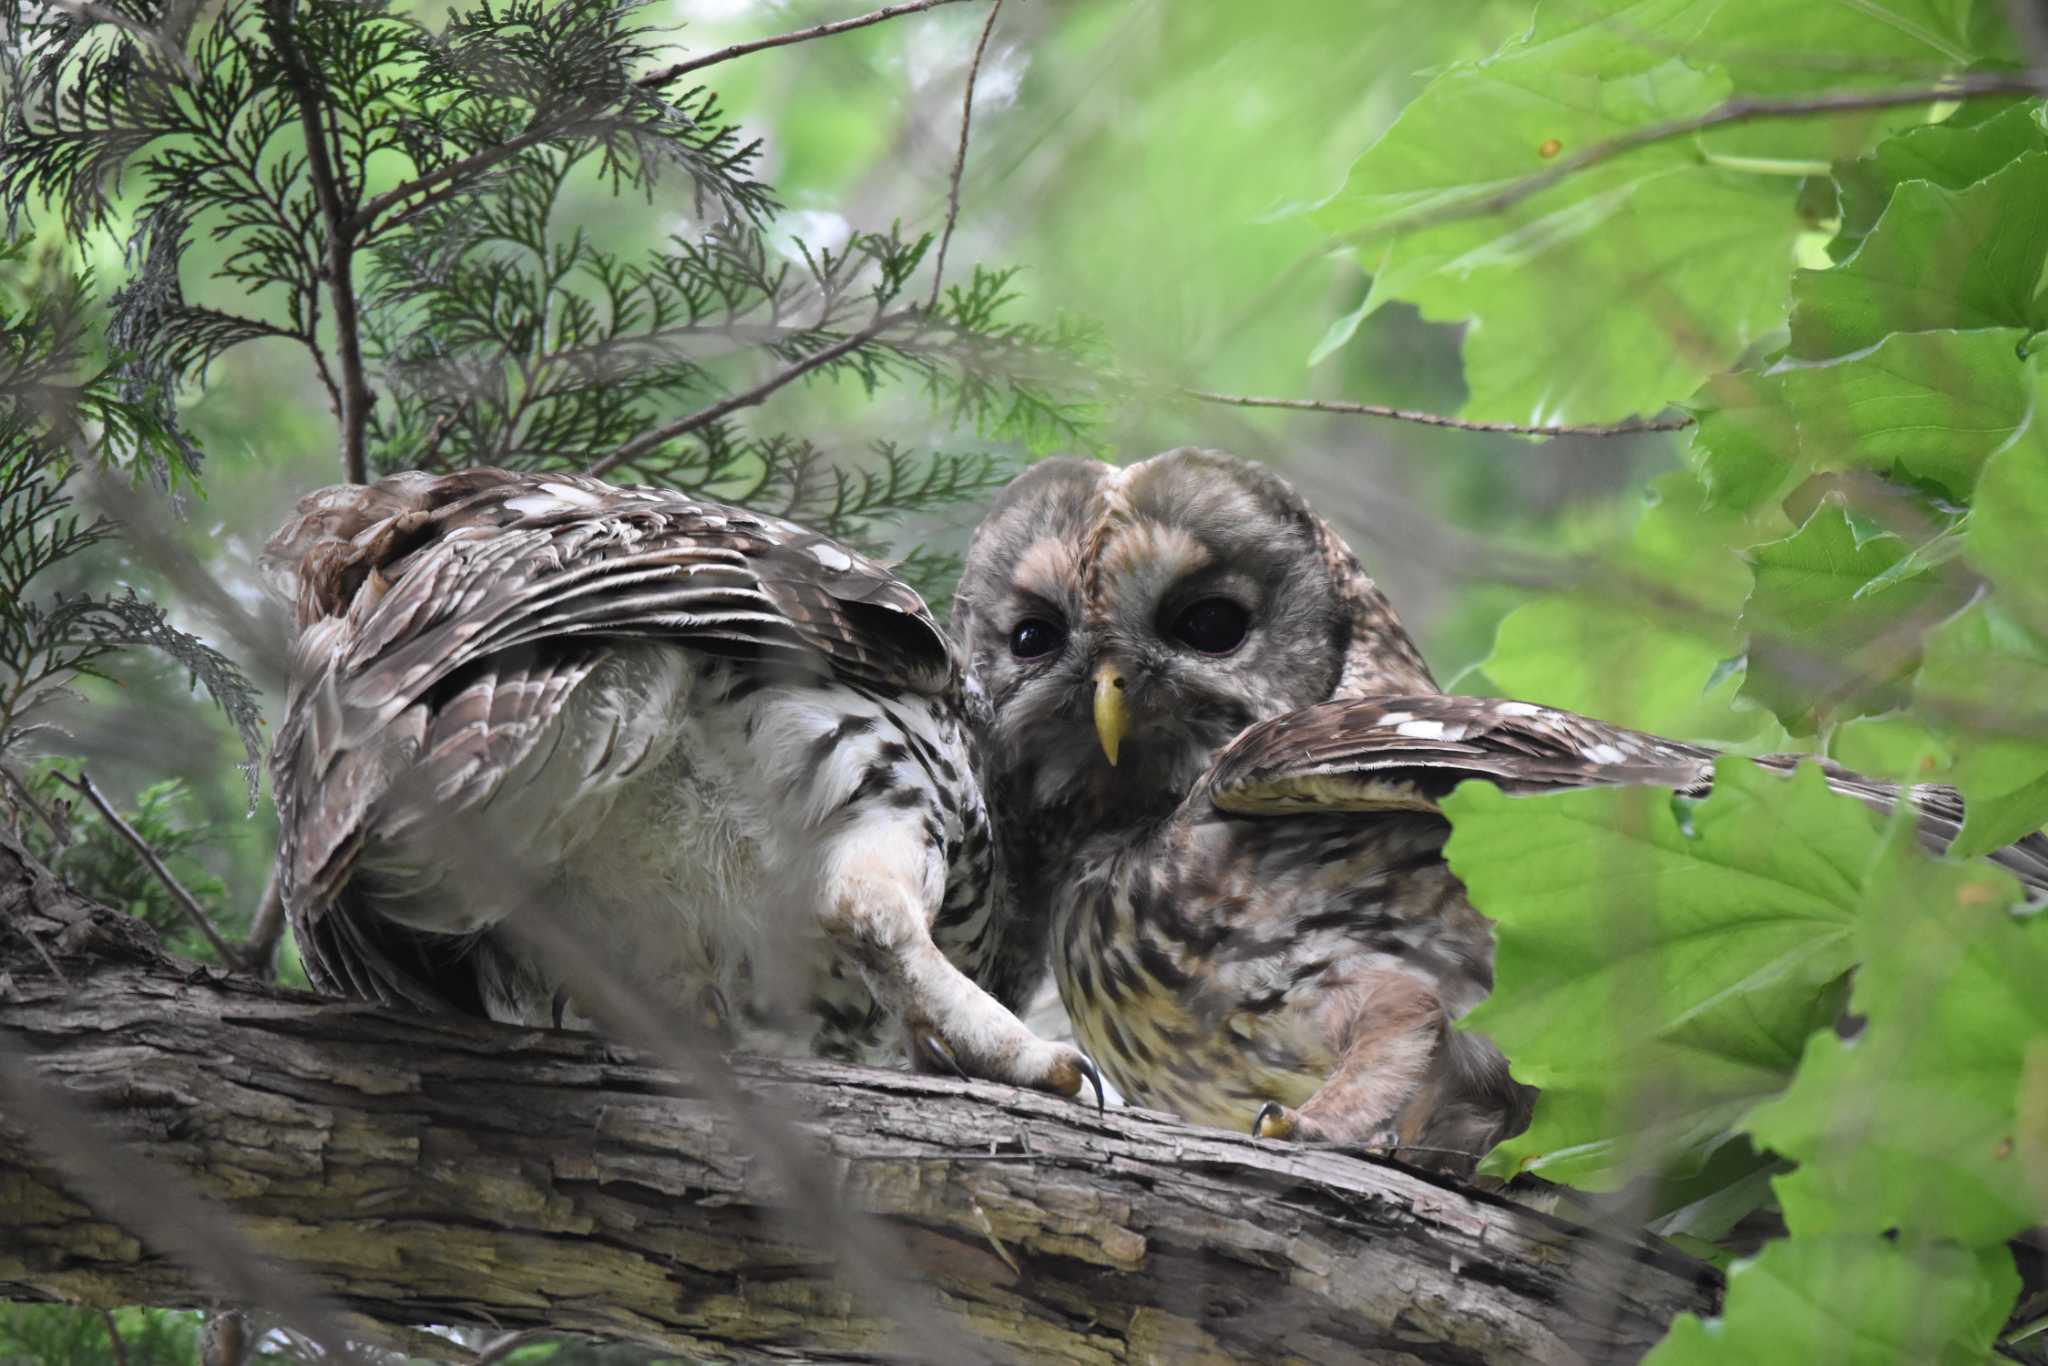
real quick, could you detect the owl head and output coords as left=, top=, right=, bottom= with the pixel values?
left=953, top=448, right=1436, bottom=832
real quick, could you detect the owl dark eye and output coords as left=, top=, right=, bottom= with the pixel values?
left=1171, top=598, right=1249, bottom=655
left=1009, top=617, right=1065, bottom=660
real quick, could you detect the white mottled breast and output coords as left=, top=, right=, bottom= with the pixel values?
left=358, top=642, right=977, bottom=1059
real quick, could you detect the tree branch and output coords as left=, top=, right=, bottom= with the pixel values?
left=263, top=2, right=374, bottom=484
left=241, top=871, right=286, bottom=981
left=1343, top=73, right=2044, bottom=247
left=637, top=0, right=982, bottom=89
left=0, top=827, right=1721, bottom=1364
left=1184, top=389, right=1695, bottom=437
left=587, top=313, right=910, bottom=478
left=928, top=0, right=1003, bottom=310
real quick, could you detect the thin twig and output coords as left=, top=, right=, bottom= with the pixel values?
left=0, top=761, right=69, bottom=848
left=263, top=2, right=374, bottom=484
left=928, top=0, right=1003, bottom=310
left=3, top=914, right=70, bottom=987
left=474, top=1328, right=557, bottom=1364
left=1344, top=73, right=2043, bottom=248
left=52, top=771, right=245, bottom=968
left=637, top=0, right=978, bottom=88
left=1183, top=389, right=1694, bottom=437
left=587, top=312, right=909, bottom=478
left=99, top=1309, right=130, bottom=1366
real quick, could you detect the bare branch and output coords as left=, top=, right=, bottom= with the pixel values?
left=1184, top=388, right=1695, bottom=437
left=636, top=0, right=981, bottom=89
left=98, top=1309, right=129, bottom=1366
left=262, top=2, right=374, bottom=483
left=242, top=870, right=287, bottom=981
left=1343, top=73, right=2044, bottom=248
left=0, top=763, right=69, bottom=849
left=473, top=1330, right=557, bottom=1365
left=928, top=0, right=1004, bottom=310
left=587, top=311, right=910, bottom=478
left=50, top=770, right=245, bottom=969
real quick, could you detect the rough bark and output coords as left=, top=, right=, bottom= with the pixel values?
left=0, top=830, right=1720, bottom=1363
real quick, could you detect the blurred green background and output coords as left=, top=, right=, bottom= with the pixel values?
left=26, top=0, right=1674, bottom=961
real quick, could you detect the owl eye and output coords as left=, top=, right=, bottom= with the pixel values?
left=1171, top=598, right=1249, bottom=655
left=1009, top=617, right=1066, bottom=660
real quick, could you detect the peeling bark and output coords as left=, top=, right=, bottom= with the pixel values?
left=0, top=831, right=1719, bottom=1363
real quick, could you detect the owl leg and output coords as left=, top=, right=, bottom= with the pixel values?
left=1252, top=968, right=1442, bottom=1149
left=817, top=818, right=1103, bottom=1106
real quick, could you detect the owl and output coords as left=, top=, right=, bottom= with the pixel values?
left=266, top=467, right=1096, bottom=1103
left=954, top=448, right=2048, bottom=1172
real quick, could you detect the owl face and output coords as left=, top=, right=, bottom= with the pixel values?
left=954, top=449, right=1369, bottom=826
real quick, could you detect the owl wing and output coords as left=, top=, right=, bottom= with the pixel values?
left=1206, top=694, right=2048, bottom=897
left=268, top=468, right=953, bottom=1010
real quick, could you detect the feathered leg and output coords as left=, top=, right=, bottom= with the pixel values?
left=1253, top=967, right=1441, bottom=1149
left=817, top=814, right=1101, bottom=1104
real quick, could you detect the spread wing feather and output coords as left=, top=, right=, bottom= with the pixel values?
left=267, top=468, right=953, bottom=1008
left=1207, top=694, right=2048, bottom=897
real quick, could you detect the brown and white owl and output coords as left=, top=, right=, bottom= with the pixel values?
left=953, top=448, right=2048, bottom=1173
left=266, top=467, right=1095, bottom=1102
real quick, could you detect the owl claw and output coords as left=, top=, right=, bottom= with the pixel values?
left=1075, top=1053, right=1105, bottom=1113
left=1252, top=1101, right=1297, bottom=1140
left=912, top=1025, right=970, bottom=1080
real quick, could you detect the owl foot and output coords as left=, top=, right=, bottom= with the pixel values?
left=908, top=1021, right=1104, bottom=1110
left=1254, top=1102, right=1405, bottom=1157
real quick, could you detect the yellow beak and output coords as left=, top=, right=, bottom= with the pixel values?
left=1093, top=663, right=1128, bottom=767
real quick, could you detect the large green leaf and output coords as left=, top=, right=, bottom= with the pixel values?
left=1776, top=327, right=2034, bottom=501
left=1745, top=829, right=2046, bottom=1246
left=1687, top=369, right=1802, bottom=514
left=1830, top=100, right=2048, bottom=262
left=1738, top=502, right=1962, bottom=733
left=1914, top=601, right=2048, bottom=856
left=1445, top=760, right=1875, bottom=1187
left=1789, top=153, right=2048, bottom=359
left=1476, top=473, right=1784, bottom=741
left=1969, top=407, right=2048, bottom=630
left=1313, top=0, right=1998, bottom=423
left=1646, top=1237, right=2020, bottom=1366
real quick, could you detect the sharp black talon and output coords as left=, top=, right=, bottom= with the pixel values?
left=1076, top=1054, right=1105, bottom=1113
left=921, top=1031, right=968, bottom=1080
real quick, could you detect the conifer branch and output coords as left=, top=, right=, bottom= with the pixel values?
left=1184, top=389, right=1694, bottom=437
left=588, top=312, right=910, bottom=478
left=262, top=1, right=373, bottom=484
left=636, top=0, right=982, bottom=88
left=352, top=125, right=564, bottom=245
